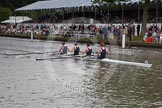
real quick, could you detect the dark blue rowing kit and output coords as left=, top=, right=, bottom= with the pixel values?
left=99, top=48, right=106, bottom=59
left=86, top=47, right=92, bottom=56
left=74, top=46, right=80, bottom=55
left=60, top=45, right=68, bottom=54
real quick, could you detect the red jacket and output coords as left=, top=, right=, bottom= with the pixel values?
left=146, top=37, right=153, bottom=42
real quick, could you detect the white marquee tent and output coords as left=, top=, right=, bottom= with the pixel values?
left=16, top=0, right=148, bottom=11
left=1, top=16, right=32, bottom=24
left=16, top=0, right=95, bottom=11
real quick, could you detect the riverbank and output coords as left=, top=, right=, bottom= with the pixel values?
left=0, top=33, right=162, bottom=48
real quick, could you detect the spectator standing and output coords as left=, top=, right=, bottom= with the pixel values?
left=127, top=25, right=132, bottom=41
left=137, top=24, right=140, bottom=36
left=125, top=25, right=128, bottom=40
left=132, top=25, right=135, bottom=40
left=160, top=32, right=162, bottom=43
left=113, top=27, right=120, bottom=41
left=102, top=25, right=108, bottom=39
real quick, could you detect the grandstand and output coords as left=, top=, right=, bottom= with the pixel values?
left=15, top=0, right=161, bottom=24
left=1, top=0, right=161, bottom=40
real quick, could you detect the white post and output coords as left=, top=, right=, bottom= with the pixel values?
left=31, top=30, right=33, bottom=41
left=122, top=34, right=126, bottom=48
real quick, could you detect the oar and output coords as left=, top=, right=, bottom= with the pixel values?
left=35, top=55, right=76, bottom=61
left=35, top=57, right=62, bottom=61
left=5, top=51, right=60, bottom=56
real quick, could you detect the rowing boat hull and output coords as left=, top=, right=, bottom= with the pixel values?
left=35, top=54, right=95, bottom=60
left=35, top=55, right=152, bottom=68
left=101, top=58, right=152, bottom=68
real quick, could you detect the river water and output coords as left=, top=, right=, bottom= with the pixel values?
left=0, top=37, right=162, bottom=108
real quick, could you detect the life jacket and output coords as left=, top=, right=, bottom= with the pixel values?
left=86, top=47, right=92, bottom=56
left=74, top=46, right=80, bottom=55
left=99, top=48, right=106, bottom=59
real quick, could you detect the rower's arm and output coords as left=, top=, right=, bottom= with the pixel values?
left=106, top=48, right=110, bottom=55
left=67, top=47, right=70, bottom=52
left=97, top=49, right=102, bottom=56
left=82, top=48, right=88, bottom=54
left=59, top=46, right=63, bottom=52
left=70, top=46, right=75, bottom=52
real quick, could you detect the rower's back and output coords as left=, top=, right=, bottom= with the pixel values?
left=60, top=42, right=68, bottom=55
left=62, top=45, right=68, bottom=54
left=98, top=42, right=109, bottom=59
left=86, top=45, right=92, bottom=56
left=99, top=48, right=106, bottom=59
left=74, top=46, right=80, bottom=55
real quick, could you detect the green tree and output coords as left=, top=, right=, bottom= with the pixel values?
left=0, top=6, right=13, bottom=22
left=93, top=0, right=151, bottom=36
left=140, top=0, right=150, bottom=37
left=0, top=0, right=41, bottom=9
left=0, top=0, right=40, bottom=22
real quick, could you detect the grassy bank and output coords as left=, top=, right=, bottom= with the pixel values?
left=0, top=33, right=162, bottom=48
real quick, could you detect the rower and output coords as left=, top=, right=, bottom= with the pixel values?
left=59, top=42, right=69, bottom=55
left=82, top=43, right=92, bottom=56
left=97, top=42, right=110, bottom=59
left=70, top=42, right=80, bottom=55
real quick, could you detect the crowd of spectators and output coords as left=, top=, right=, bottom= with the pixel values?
left=0, top=24, right=97, bottom=37
left=0, top=24, right=51, bottom=36
left=143, top=24, right=162, bottom=43
left=97, top=24, right=138, bottom=41
left=98, top=24, right=162, bottom=43
left=33, top=12, right=160, bottom=24
left=0, top=23, right=162, bottom=43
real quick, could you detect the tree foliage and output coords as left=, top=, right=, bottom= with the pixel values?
left=0, top=0, right=40, bottom=21
left=0, top=6, right=12, bottom=22
left=0, top=0, right=40, bottom=9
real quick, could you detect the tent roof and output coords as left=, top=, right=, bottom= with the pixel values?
left=1, top=16, right=32, bottom=24
left=16, top=0, right=154, bottom=11
left=16, top=0, right=95, bottom=11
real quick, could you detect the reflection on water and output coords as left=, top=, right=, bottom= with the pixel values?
left=0, top=37, right=162, bottom=108
left=84, top=53, right=162, bottom=108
